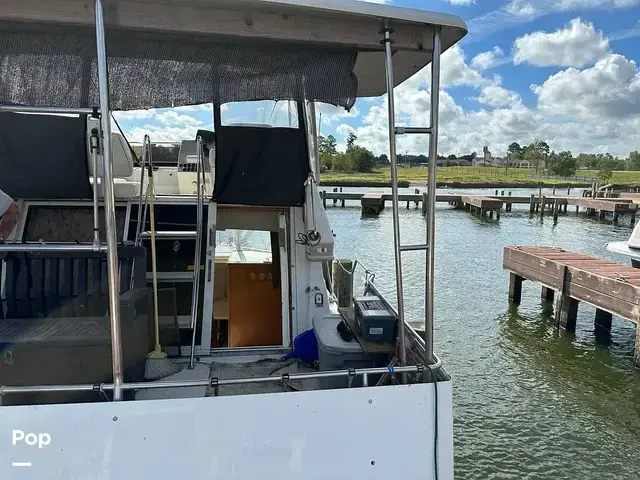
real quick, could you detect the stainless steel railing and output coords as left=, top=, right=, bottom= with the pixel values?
left=188, top=136, right=205, bottom=369
left=0, top=363, right=441, bottom=401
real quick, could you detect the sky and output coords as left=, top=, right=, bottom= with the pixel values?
left=113, top=0, right=640, bottom=159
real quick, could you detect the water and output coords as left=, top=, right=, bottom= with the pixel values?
left=325, top=187, right=640, bottom=479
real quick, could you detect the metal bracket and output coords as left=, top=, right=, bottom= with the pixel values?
left=3, top=350, right=13, bottom=365
left=281, top=373, right=290, bottom=392
left=416, top=364, right=425, bottom=383
left=347, top=368, right=356, bottom=388
left=210, top=377, right=219, bottom=396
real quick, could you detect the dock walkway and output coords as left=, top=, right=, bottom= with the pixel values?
left=503, top=246, right=640, bottom=366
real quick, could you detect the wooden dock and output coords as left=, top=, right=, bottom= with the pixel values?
left=319, top=188, right=637, bottom=224
left=503, top=246, right=640, bottom=366
left=360, top=192, right=385, bottom=215
left=459, top=195, right=502, bottom=218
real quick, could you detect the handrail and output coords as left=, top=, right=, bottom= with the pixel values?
left=0, top=243, right=107, bottom=252
left=133, top=136, right=151, bottom=247
left=0, top=364, right=440, bottom=398
left=0, top=105, right=95, bottom=115
left=188, top=136, right=205, bottom=369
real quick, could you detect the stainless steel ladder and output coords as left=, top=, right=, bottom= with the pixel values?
left=382, top=24, right=442, bottom=368
left=133, top=135, right=207, bottom=367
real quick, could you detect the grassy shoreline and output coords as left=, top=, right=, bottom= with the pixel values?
left=319, top=166, right=640, bottom=188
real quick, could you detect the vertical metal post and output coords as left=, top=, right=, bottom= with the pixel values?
left=95, top=0, right=124, bottom=401
left=189, top=136, right=204, bottom=368
left=89, top=127, right=100, bottom=246
left=425, top=28, right=441, bottom=366
left=307, top=101, right=320, bottom=182
left=382, top=24, right=407, bottom=368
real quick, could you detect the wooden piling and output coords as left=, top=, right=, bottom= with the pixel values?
left=321, top=190, right=327, bottom=209
left=530, top=194, right=535, bottom=214
left=508, top=273, right=523, bottom=304
left=422, top=192, right=427, bottom=216
left=553, top=198, right=559, bottom=222
left=541, top=286, right=554, bottom=303
left=332, top=259, right=353, bottom=308
left=332, top=187, right=338, bottom=205
left=540, top=196, right=546, bottom=218
left=594, top=309, right=612, bottom=334
left=555, top=265, right=578, bottom=332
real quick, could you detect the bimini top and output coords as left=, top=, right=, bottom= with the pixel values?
left=0, top=0, right=467, bottom=110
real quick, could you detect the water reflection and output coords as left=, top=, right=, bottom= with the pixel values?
left=326, top=188, right=640, bottom=479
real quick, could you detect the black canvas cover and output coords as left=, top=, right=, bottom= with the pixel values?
left=0, top=22, right=358, bottom=111
left=213, top=126, right=309, bottom=206
left=0, top=112, right=92, bottom=200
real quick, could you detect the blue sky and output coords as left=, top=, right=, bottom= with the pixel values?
left=114, top=0, right=640, bottom=158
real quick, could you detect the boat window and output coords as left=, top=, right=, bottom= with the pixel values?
left=216, top=229, right=272, bottom=254
left=220, top=101, right=299, bottom=128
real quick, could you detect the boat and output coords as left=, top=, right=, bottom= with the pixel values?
left=0, top=1, right=467, bottom=478
left=607, top=222, right=640, bottom=267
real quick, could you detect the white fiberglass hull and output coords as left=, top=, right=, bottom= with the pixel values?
left=607, top=241, right=640, bottom=262
left=0, top=382, right=453, bottom=480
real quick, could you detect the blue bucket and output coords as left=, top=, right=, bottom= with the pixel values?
left=281, top=329, right=318, bottom=363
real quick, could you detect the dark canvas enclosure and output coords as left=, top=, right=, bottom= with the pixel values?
left=0, top=112, right=92, bottom=200
left=0, top=21, right=358, bottom=111
left=213, top=126, right=310, bottom=206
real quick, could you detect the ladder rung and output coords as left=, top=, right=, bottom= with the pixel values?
left=140, top=231, right=197, bottom=239
left=400, top=244, right=428, bottom=252
left=395, top=127, right=432, bottom=135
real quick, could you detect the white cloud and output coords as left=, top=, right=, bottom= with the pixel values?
left=475, top=84, right=521, bottom=108
left=155, top=110, right=202, bottom=127
left=513, top=18, right=609, bottom=67
left=449, top=0, right=474, bottom=4
left=506, top=0, right=537, bottom=17
left=439, top=45, right=488, bottom=88
left=533, top=54, right=640, bottom=119
left=468, top=0, right=638, bottom=41
left=471, top=46, right=508, bottom=71
left=112, top=109, right=157, bottom=121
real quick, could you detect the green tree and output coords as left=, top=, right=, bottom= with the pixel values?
left=318, top=135, right=337, bottom=156
left=349, top=145, right=375, bottom=173
left=318, top=134, right=337, bottom=170
left=332, top=152, right=353, bottom=172
left=447, top=154, right=457, bottom=160
left=346, top=132, right=358, bottom=149
left=507, top=142, right=522, bottom=162
left=548, top=150, right=577, bottom=176
left=628, top=151, right=640, bottom=171
left=598, top=162, right=614, bottom=183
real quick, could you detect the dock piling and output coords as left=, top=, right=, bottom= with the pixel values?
left=553, top=198, right=559, bottom=222
left=594, top=309, right=612, bottom=335
left=332, top=259, right=353, bottom=308
left=321, top=190, right=327, bottom=209
left=508, top=273, right=523, bottom=304
left=529, top=194, right=535, bottom=214
left=541, top=286, right=554, bottom=303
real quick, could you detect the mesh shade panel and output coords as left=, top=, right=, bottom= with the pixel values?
left=0, top=22, right=358, bottom=111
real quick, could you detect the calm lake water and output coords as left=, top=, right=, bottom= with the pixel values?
left=325, top=187, right=640, bottom=479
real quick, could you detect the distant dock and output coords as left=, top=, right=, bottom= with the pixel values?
left=321, top=188, right=637, bottom=225
left=503, top=246, right=640, bottom=366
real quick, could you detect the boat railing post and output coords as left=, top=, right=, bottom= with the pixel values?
left=134, top=138, right=149, bottom=246
left=425, top=28, right=442, bottom=366
left=95, top=0, right=124, bottom=401
left=188, top=136, right=205, bottom=368
left=382, top=22, right=407, bottom=370
left=89, top=122, right=101, bottom=247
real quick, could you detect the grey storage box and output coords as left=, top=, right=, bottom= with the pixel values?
left=354, top=295, right=397, bottom=342
left=313, top=314, right=375, bottom=389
